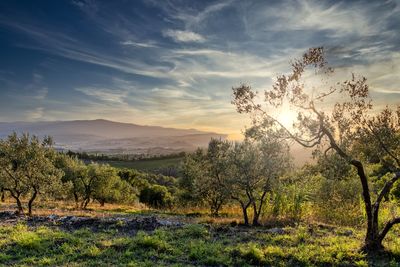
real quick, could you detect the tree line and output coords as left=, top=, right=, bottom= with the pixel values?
left=0, top=133, right=179, bottom=215
left=65, top=150, right=186, bottom=162
left=1, top=129, right=398, bottom=253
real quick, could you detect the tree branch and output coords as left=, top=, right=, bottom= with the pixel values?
left=374, top=172, right=400, bottom=213
left=378, top=217, right=400, bottom=243
left=366, top=121, right=400, bottom=168
left=251, top=101, right=324, bottom=148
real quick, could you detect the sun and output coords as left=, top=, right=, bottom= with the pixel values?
left=275, top=108, right=298, bottom=130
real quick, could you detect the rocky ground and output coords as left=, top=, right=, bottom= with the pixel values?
left=0, top=210, right=185, bottom=234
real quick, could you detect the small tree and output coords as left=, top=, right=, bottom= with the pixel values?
left=229, top=137, right=290, bottom=225
left=57, top=157, right=137, bottom=208
left=232, top=47, right=400, bottom=251
left=0, top=133, right=63, bottom=216
left=77, top=163, right=123, bottom=209
left=92, top=164, right=128, bottom=206
left=56, top=154, right=86, bottom=208
left=181, top=139, right=232, bottom=216
left=139, top=184, right=173, bottom=209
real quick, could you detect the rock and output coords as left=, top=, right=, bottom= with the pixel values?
left=58, top=216, right=76, bottom=223
left=158, top=219, right=173, bottom=226
left=266, top=227, right=286, bottom=235
left=0, top=211, right=17, bottom=219
left=158, top=219, right=184, bottom=227
left=48, top=214, right=59, bottom=221
left=338, top=230, right=353, bottom=236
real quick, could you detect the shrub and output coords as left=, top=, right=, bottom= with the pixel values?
left=237, top=243, right=265, bottom=265
left=139, top=185, right=173, bottom=208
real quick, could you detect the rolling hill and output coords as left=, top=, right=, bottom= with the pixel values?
left=0, top=119, right=227, bottom=155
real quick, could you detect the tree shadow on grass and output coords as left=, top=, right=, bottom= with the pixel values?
left=365, top=249, right=400, bottom=267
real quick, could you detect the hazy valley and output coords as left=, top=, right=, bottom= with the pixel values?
left=0, top=119, right=227, bottom=155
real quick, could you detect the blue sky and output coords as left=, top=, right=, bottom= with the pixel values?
left=0, top=0, right=399, bottom=137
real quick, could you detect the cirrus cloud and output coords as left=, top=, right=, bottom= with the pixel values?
left=162, top=29, right=205, bottom=43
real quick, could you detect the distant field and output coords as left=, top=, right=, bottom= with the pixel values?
left=96, top=157, right=184, bottom=171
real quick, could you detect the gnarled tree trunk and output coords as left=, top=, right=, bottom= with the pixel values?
left=232, top=197, right=252, bottom=226
left=1, top=188, right=5, bottom=202
left=252, top=191, right=268, bottom=226
left=210, top=197, right=224, bottom=217
left=28, top=188, right=38, bottom=217
left=73, top=191, right=80, bottom=209
left=325, top=127, right=400, bottom=252
left=7, top=190, right=24, bottom=215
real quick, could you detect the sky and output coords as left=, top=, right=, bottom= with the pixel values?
left=0, top=0, right=399, bottom=138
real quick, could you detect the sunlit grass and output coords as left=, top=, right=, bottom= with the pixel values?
left=1, top=200, right=400, bottom=266
left=1, top=222, right=399, bottom=266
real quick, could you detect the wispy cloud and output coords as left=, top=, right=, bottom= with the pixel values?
left=1, top=21, right=169, bottom=78
left=0, top=0, right=399, bottom=134
left=120, top=40, right=158, bottom=48
left=153, top=0, right=233, bottom=29
left=163, top=29, right=205, bottom=43
left=173, top=49, right=227, bottom=56
left=34, top=87, right=48, bottom=100
left=27, top=107, right=45, bottom=120
left=277, top=1, right=376, bottom=37
left=75, top=87, right=129, bottom=104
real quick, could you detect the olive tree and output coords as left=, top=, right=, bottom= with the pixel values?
left=78, top=163, right=124, bottom=209
left=57, top=156, right=136, bottom=208
left=92, top=164, right=134, bottom=206
left=139, top=184, right=173, bottom=209
left=182, top=139, right=232, bottom=216
left=232, top=47, right=400, bottom=251
left=0, top=133, right=63, bottom=216
left=229, top=137, right=291, bottom=226
left=56, top=154, right=86, bottom=208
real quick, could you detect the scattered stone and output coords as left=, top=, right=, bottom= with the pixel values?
left=0, top=211, right=17, bottom=219
left=58, top=216, right=75, bottom=224
left=266, top=227, right=286, bottom=235
left=337, top=230, right=353, bottom=236
left=48, top=214, right=59, bottom=221
left=0, top=211, right=185, bottom=234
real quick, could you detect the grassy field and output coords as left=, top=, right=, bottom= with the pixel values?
left=1, top=204, right=400, bottom=266
left=96, top=157, right=184, bottom=172
left=1, top=220, right=400, bottom=266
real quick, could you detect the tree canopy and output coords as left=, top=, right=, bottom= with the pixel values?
left=0, top=133, right=63, bottom=215
left=232, top=47, right=400, bottom=251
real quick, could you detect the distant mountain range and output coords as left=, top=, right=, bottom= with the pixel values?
left=0, top=119, right=227, bottom=155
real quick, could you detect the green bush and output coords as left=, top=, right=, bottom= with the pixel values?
left=139, top=184, right=173, bottom=208
left=312, top=175, right=364, bottom=226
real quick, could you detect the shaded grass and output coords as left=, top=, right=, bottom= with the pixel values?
left=1, top=222, right=400, bottom=266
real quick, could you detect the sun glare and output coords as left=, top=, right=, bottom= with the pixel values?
left=275, top=108, right=298, bottom=130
